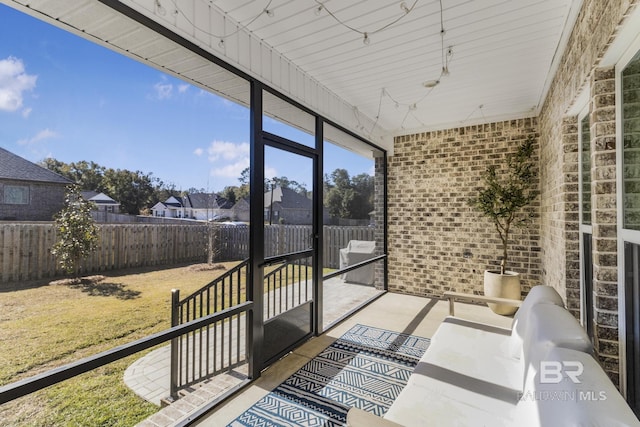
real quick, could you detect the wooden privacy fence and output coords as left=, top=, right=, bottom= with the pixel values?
left=0, top=223, right=375, bottom=284
left=0, top=223, right=209, bottom=284
left=222, top=225, right=375, bottom=267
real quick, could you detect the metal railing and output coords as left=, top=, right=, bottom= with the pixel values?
left=167, top=253, right=385, bottom=399
left=263, top=252, right=313, bottom=320
left=169, top=259, right=250, bottom=399
left=0, top=301, right=253, bottom=406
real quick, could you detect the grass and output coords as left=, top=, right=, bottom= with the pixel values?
left=0, top=262, right=242, bottom=427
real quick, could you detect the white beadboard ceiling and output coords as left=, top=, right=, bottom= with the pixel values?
left=3, top=0, right=582, bottom=151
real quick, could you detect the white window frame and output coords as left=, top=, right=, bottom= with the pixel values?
left=616, top=29, right=640, bottom=399
left=577, top=100, right=592, bottom=331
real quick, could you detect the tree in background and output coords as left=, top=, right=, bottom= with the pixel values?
left=324, top=169, right=374, bottom=220
left=41, top=159, right=165, bottom=215
left=102, top=168, right=158, bottom=215
left=221, top=186, right=238, bottom=204
left=51, top=185, right=99, bottom=276
left=271, top=176, right=308, bottom=196
left=235, top=167, right=308, bottom=197
left=40, top=159, right=105, bottom=193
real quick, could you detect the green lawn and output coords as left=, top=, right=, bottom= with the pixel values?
left=0, top=262, right=242, bottom=427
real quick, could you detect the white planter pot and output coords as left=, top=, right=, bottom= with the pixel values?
left=484, top=270, right=521, bottom=316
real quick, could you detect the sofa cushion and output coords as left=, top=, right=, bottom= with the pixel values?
left=385, top=377, right=515, bottom=427
left=509, top=285, right=565, bottom=359
left=522, top=303, right=592, bottom=390
left=384, top=320, right=523, bottom=426
left=431, top=317, right=513, bottom=356
left=427, top=318, right=522, bottom=391
left=515, top=347, right=640, bottom=427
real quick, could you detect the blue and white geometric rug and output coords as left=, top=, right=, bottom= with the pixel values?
left=227, top=324, right=430, bottom=427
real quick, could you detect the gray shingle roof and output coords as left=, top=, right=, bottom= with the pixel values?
left=0, top=148, right=72, bottom=184
left=185, top=193, right=231, bottom=209
left=81, top=191, right=119, bottom=204
left=264, top=186, right=312, bottom=209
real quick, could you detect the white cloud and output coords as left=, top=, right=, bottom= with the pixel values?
left=193, top=147, right=204, bottom=156
left=211, top=158, right=250, bottom=178
left=21, top=107, right=32, bottom=118
left=153, top=81, right=173, bottom=100
left=204, top=140, right=251, bottom=180
left=18, top=128, right=58, bottom=145
left=196, top=89, right=210, bottom=97
left=0, top=56, right=37, bottom=112
left=153, top=77, right=191, bottom=100
left=264, top=166, right=278, bottom=180
left=207, top=140, right=249, bottom=162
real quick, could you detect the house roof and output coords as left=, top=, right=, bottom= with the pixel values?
left=232, top=198, right=250, bottom=210
left=81, top=191, right=119, bottom=205
left=265, top=186, right=312, bottom=210
left=0, top=147, right=72, bottom=185
left=164, top=196, right=183, bottom=208
left=185, top=193, right=233, bottom=210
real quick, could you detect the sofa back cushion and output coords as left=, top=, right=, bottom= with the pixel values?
left=515, top=347, right=640, bottom=426
left=522, top=304, right=593, bottom=389
left=509, top=285, right=565, bottom=359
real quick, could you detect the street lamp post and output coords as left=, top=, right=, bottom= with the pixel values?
left=269, top=180, right=275, bottom=225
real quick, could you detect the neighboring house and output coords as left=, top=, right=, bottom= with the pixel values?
left=264, top=186, right=314, bottom=225
left=184, top=193, right=234, bottom=221
left=0, top=147, right=72, bottom=221
left=230, top=198, right=250, bottom=222
left=81, top=191, right=120, bottom=213
left=151, top=196, right=185, bottom=218
left=151, top=193, right=235, bottom=221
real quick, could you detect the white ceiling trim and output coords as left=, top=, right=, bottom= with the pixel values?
left=2, top=0, right=585, bottom=153
left=119, top=0, right=391, bottom=149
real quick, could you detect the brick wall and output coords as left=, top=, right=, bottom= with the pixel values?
left=0, top=180, right=67, bottom=221
left=590, top=67, right=621, bottom=382
left=555, top=116, right=580, bottom=320
left=538, top=0, right=637, bottom=311
left=387, top=0, right=639, bottom=387
left=388, top=119, right=541, bottom=297
left=537, top=0, right=638, bottom=384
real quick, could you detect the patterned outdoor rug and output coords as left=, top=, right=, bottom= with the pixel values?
left=228, top=324, right=430, bottom=427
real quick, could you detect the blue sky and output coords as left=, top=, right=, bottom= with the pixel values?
left=0, top=4, right=374, bottom=193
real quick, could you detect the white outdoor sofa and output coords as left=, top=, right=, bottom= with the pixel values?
left=347, top=285, right=640, bottom=427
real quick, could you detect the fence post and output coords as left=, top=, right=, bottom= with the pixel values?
left=169, top=289, right=180, bottom=401
left=278, top=224, right=285, bottom=254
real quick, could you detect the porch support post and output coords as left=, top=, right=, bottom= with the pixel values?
left=248, top=81, right=265, bottom=379
left=313, top=116, right=324, bottom=335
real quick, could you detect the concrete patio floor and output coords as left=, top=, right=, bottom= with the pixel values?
left=129, top=276, right=384, bottom=425
left=194, top=292, right=512, bottom=426
left=134, top=290, right=513, bottom=426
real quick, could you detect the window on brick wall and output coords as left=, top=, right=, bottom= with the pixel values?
left=579, top=110, right=594, bottom=341
left=623, top=50, right=640, bottom=231
left=581, top=115, right=592, bottom=226
left=3, top=185, right=29, bottom=205
left=620, top=45, right=640, bottom=417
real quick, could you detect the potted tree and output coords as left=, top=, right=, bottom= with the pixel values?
left=468, top=134, right=538, bottom=315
